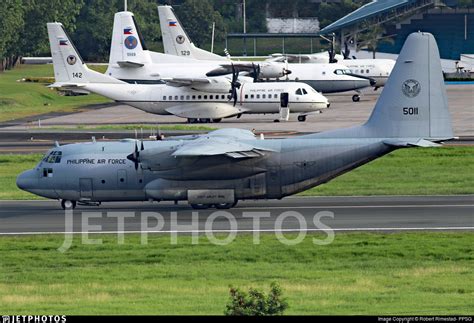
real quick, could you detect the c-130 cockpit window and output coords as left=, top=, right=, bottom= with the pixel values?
left=42, top=151, right=62, bottom=163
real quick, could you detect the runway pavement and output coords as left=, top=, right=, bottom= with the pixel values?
left=0, top=195, right=472, bottom=235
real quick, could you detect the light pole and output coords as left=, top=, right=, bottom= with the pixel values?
left=243, top=0, right=247, bottom=56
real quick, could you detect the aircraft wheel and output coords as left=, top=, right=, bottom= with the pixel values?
left=188, top=118, right=198, bottom=123
left=61, top=199, right=76, bottom=210
left=200, top=118, right=211, bottom=123
left=215, top=202, right=234, bottom=209
left=212, top=118, right=222, bottom=123
left=190, top=203, right=210, bottom=210
left=273, top=119, right=280, bottom=123
left=297, top=115, right=306, bottom=122
left=352, top=94, right=360, bottom=102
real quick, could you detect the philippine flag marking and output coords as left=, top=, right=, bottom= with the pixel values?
left=59, top=39, right=68, bottom=46
left=169, top=21, right=177, bottom=27
left=124, top=27, right=133, bottom=35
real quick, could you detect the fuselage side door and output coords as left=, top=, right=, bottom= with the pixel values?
left=79, top=178, right=93, bottom=200
left=280, top=92, right=289, bottom=108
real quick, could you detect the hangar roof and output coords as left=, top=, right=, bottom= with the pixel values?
left=319, top=0, right=418, bottom=34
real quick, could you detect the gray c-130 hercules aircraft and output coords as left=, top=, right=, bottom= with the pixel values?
left=17, top=32, right=453, bottom=210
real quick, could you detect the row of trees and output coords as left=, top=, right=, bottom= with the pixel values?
left=0, top=0, right=367, bottom=69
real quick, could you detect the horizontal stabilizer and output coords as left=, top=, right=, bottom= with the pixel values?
left=117, top=61, right=145, bottom=68
left=48, top=83, right=86, bottom=88
left=383, top=139, right=442, bottom=148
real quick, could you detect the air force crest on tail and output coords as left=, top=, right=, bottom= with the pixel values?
left=67, top=55, right=77, bottom=65
left=402, top=79, right=421, bottom=98
left=124, top=36, right=138, bottom=50
left=176, top=35, right=185, bottom=44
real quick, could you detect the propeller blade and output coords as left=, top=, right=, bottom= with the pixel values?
left=343, top=41, right=350, bottom=60
left=140, top=140, right=144, bottom=151
left=233, top=90, right=237, bottom=106
left=251, top=63, right=258, bottom=82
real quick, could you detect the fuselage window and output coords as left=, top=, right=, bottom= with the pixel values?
left=274, top=94, right=278, bottom=99
left=168, top=96, right=172, bottom=100
left=43, top=168, right=53, bottom=178
left=204, top=95, right=208, bottom=100
left=186, top=95, right=190, bottom=100
left=366, top=69, right=370, bottom=74
left=44, top=151, right=62, bottom=163
left=245, top=94, right=248, bottom=99
left=250, top=94, right=254, bottom=99
left=180, top=95, right=184, bottom=100
left=262, top=94, right=266, bottom=99
left=163, top=96, right=166, bottom=100
left=227, top=94, right=231, bottom=100
left=256, top=94, right=260, bottom=99
left=192, top=95, right=196, bottom=100
left=210, top=95, right=213, bottom=100
left=174, top=95, right=178, bottom=100
left=198, top=95, right=202, bottom=100
left=322, top=71, right=326, bottom=75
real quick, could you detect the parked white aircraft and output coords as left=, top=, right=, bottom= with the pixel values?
left=269, top=50, right=396, bottom=90
left=106, top=9, right=367, bottom=101
left=106, top=11, right=290, bottom=85
left=48, top=23, right=329, bottom=123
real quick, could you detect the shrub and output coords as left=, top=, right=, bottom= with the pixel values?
left=224, top=282, right=288, bottom=316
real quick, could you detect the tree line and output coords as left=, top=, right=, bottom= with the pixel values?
left=0, top=0, right=366, bottom=70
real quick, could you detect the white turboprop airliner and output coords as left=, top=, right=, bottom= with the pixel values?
left=48, top=23, right=329, bottom=123
left=269, top=49, right=396, bottom=90
left=105, top=9, right=371, bottom=98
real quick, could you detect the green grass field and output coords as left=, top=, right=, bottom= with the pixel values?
left=0, top=232, right=472, bottom=315
left=0, top=64, right=109, bottom=122
left=1, top=146, right=473, bottom=200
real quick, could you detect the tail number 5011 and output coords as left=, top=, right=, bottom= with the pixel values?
left=403, top=107, right=418, bottom=115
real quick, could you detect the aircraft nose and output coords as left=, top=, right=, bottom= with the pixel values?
left=16, top=169, right=38, bottom=192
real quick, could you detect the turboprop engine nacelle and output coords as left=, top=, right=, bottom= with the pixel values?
left=258, top=62, right=291, bottom=79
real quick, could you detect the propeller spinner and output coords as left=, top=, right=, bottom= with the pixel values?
left=127, top=140, right=145, bottom=170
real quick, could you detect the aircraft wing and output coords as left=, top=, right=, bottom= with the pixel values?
left=267, top=54, right=312, bottom=63
left=172, top=135, right=275, bottom=159
left=162, top=77, right=211, bottom=87
left=162, top=128, right=257, bottom=142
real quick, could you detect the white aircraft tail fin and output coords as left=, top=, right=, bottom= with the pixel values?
left=47, top=22, right=122, bottom=85
left=364, top=32, right=453, bottom=140
left=158, top=5, right=227, bottom=61
left=108, top=11, right=152, bottom=67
